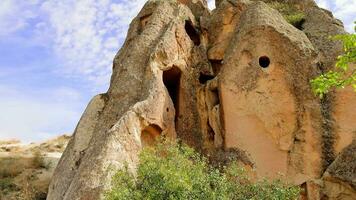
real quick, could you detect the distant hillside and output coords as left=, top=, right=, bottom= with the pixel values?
left=0, top=135, right=70, bottom=200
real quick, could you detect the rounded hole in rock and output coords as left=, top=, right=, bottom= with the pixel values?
left=141, top=124, right=162, bottom=147
left=259, top=56, right=270, bottom=68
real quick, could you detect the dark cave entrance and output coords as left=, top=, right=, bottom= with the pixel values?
left=259, top=56, right=270, bottom=68
left=141, top=124, right=162, bottom=147
left=163, top=66, right=182, bottom=123
left=185, top=20, right=201, bottom=46
left=209, top=59, right=223, bottom=74
left=199, top=72, right=215, bottom=84
left=294, top=18, right=305, bottom=30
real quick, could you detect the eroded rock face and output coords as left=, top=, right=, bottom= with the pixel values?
left=220, top=1, right=321, bottom=182
left=49, top=0, right=356, bottom=199
left=322, top=142, right=356, bottom=199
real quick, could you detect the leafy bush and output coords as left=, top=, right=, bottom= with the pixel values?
left=105, top=141, right=300, bottom=200
left=268, top=2, right=305, bottom=28
left=311, top=22, right=356, bottom=97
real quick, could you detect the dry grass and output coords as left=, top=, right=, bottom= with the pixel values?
left=31, top=150, right=49, bottom=170
left=0, top=157, right=29, bottom=178
left=31, top=135, right=71, bottom=153
left=0, top=140, right=21, bottom=146
left=0, top=154, right=50, bottom=199
left=0, top=135, right=70, bottom=199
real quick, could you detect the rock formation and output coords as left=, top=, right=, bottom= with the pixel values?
left=48, top=0, right=356, bottom=199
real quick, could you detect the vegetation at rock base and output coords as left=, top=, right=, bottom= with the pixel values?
left=0, top=155, right=49, bottom=200
left=105, top=140, right=300, bottom=200
left=32, top=150, right=51, bottom=170
left=267, top=1, right=305, bottom=28
left=311, top=22, right=356, bottom=98
left=0, top=177, right=18, bottom=196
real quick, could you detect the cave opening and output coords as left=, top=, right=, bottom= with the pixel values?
left=211, top=88, right=220, bottom=106
left=139, top=14, right=152, bottom=33
left=294, top=18, right=305, bottom=30
left=141, top=124, right=162, bottom=147
left=209, top=59, right=223, bottom=74
left=185, top=20, right=201, bottom=46
left=259, top=56, right=270, bottom=68
left=199, top=72, right=215, bottom=84
left=163, top=66, right=182, bottom=123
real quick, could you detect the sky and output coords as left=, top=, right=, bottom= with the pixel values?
left=0, top=0, right=355, bottom=143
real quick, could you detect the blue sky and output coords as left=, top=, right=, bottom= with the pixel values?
left=0, top=0, right=355, bottom=142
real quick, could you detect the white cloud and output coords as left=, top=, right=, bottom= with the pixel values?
left=35, top=0, right=147, bottom=91
left=316, top=0, right=356, bottom=33
left=0, top=85, right=84, bottom=143
left=315, top=0, right=330, bottom=9
left=3, top=0, right=354, bottom=90
left=0, top=0, right=38, bottom=36
left=208, top=0, right=215, bottom=10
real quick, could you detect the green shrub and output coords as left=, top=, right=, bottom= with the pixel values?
left=311, top=22, right=356, bottom=97
left=0, top=177, right=18, bottom=195
left=105, top=140, right=300, bottom=200
left=268, top=2, right=305, bottom=28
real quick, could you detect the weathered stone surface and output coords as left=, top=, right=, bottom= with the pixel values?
left=48, top=1, right=209, bottom=199
left=205, top=0, right=250, bottom=61
left=219, top=1, right=322, bottom=182
left=333, top=87, right=356, bottom=154
left=303, top=6, right=346, bottom=70
left=49, top=0, right=356, bottom=199
left=322, top=142, right=356, bottom=199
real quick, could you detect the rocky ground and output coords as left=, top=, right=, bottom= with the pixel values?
left=0, top=135, right=70, bottom=200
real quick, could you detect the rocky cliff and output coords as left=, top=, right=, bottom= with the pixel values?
left=48, top=0, right=356, bottom=199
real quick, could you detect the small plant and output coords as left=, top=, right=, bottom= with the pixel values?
left=0, top=177, right=18, bottom=195
left=311, top=23, right=356, bottom=98
left=18, top=174, right=37, bottom=200
left=105, top=140, right=300, bottom=200
left=0, top=155, right=50, bottom=199
left=0, top=157, right=26, bottom=178
left=268, top=1, right=305, bottom=28
left=31, top=150, right=50, bottom=170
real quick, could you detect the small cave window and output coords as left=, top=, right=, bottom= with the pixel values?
left=259, top=56, right=270, bottom=68
left=199, top=72, right=215, bottom=84
left=141, top=124, right=162, bottom=147
left=139, top=14, right=152, bottom=33
left=293, top=18, right=305, bottom=31
left=211, top=88, right=220, bottom=106
left=209, top=59, right=223, bottom=75
left=185, top=20, right=201, bottom=46
left=163, top=66, right=182, bottom=123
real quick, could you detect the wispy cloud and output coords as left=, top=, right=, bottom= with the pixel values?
left=316, top=0, right=356, bottom=33
left=37, top=0, right=147, bottom=90
left=0, top=0, right=38, bottom=36
left=0, top=85, right=84, bottom=143
left=208, top=0, right=215, bottom=9
left=1, top=0, right=147, bottom=91
left=1, top=0, right=354, bottom=90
